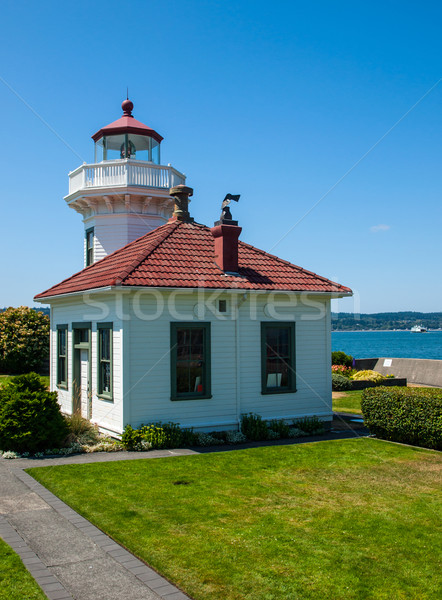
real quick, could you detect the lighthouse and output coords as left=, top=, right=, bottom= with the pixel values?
left=64, top=99, right=186, bottom=266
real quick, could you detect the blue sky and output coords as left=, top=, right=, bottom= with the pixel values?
left=0, top=0, right=440, bottom=312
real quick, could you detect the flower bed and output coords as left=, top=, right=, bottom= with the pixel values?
left=0, top=413, right=327, bottom=459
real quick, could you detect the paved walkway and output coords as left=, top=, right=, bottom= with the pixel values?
left=0, top=425, right=367, bottom=600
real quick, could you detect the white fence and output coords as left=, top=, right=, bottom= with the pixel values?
left=68, top=160, right=186, bottom=195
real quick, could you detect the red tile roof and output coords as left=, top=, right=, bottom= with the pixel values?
left=34, top=221, right=352, bottom=299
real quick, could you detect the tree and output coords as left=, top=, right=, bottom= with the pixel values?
left=0, top=307, right=49, bottom=374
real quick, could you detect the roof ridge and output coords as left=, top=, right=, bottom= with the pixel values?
left=112, top=220, right=181, bottom=285
left=238, top=240, right=348, bottom=290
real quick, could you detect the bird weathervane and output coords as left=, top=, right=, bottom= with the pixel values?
left=219, top=193, right=240, bottom=223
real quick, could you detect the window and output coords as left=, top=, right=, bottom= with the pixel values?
left=218, top=299, right=227, bottom=313
left=171, top=322, right=211, bottom=400
left=56, top=325, right=68, bottom=388
left=74, top=328, right=89, bottom=344
left=261, top=322, right=296, bottom=394
left=85, top=228, right=94, bottom=266
left=97, top=323, right=113, bottom=399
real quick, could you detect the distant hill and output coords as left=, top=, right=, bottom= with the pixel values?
left=1, top=307, right=441, bottom=331
left=332, top=312, right=442, bottom=331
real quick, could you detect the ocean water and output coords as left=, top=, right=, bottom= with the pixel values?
left=331, top=330, right=442, bottom=360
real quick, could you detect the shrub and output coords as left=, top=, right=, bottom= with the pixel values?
left=225, top=430, right=247, bottom=444
left=121, top=422, right=196, bottom=451
left=0, top=373, right=68, bottom=453
left=268, top=419, right=291, bottom=438
left=123, top=424, right=166, bottom=450
left=0, top=307, right=49, bottom=374
left=210, top=431, right=228, bottom=442
left=352, top=370, right=384, bottom=382
left=331, top=351, right=353, bottom=368
left=287, top=427, right=304, bottom=438
left=293, top=415, right=324, bottom=434
left=194, top=432, right=221, bottom=446
left=361, top=387, right=442, bottom=450
left=332, top=373, right=352, bottom=391
left=241, top=413, right=269, bottom=441
left=331, top=365, right=352, bottom=377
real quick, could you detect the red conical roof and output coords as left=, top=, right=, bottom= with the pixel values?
left=91, top=99, right=163, bottom=143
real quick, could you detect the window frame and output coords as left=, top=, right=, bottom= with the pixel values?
left=85, top=227, right=94, bottom=267
left=97, top=322, right=113, bottom=401
left=261, top=321, right=296, bottom=395
left=56, top=324, right=68, bottom=390
left=170, top=322, right=211, bottom=401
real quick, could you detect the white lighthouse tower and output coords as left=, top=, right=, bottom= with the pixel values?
left=64, top=99, right=186, bottom=266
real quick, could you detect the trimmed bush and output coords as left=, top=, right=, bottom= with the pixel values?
left=361, top=386, right=442, bottom=450
left=332, top=373, right=351, bottom=391
left=0, top=373, right=68, bottom=453
left=352, top=370, right=384, bottom=382
left=0, top=307, right=49, bottom=374
left=331, top=351, right=353, bottom=367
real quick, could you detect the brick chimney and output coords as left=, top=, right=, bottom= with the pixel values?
left=211, top=224, right=242, bottom=273
left=210, top=197, right=242, bottom=273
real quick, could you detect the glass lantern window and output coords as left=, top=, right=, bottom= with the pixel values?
left=94, top=134, right=160, bottom=164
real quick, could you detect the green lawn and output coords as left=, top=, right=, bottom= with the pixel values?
left=0, top=539, right=47, bottom=600
left=332, top=390, right=363, bottom=414
left=27, top=439, right=442, bottom=600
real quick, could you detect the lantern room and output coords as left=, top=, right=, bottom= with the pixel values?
left=91, top=99, right=163, bottom=164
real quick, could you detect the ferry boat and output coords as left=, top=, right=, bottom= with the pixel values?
left=411, top=324, right=427, bottom=333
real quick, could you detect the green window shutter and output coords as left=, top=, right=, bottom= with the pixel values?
left=97, top=323, right=113, bottom=400
left=261, top=322, right=296, bottom=394
left=85, top=227, right=94, bottom=266
left=170, top=322, right=211, bottom=401
left=56, top=324, right=68, bottom=389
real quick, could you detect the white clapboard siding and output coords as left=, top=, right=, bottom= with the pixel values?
left=85, top=214, right=168, bottom=262
left=238, top=295, right=332, bottom=421
left=49, top=289, right=332, bottom=435
left=50, top=296, right=124, bottom=435
left=124, top=291, right=237, bottom=430
left=123, top=290, right=331, bottom=430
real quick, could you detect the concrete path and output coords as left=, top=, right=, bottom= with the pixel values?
left=0, top=427, right=367, bottom=600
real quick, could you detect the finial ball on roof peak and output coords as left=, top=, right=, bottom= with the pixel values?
left=121, top=99, right=134, bottom=116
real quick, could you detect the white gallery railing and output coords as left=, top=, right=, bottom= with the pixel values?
left=68, top=160, right=186, bottom=195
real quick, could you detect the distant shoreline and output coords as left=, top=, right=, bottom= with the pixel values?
left=332, top=329, right=442, bottom=333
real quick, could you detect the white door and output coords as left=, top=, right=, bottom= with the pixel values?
left=80, top=349, right=89, bottom=418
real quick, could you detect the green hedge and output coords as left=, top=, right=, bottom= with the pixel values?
left=361, top=386, right=442, bottom=450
